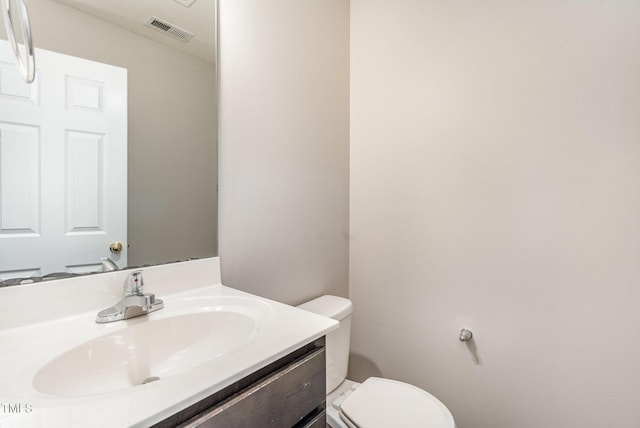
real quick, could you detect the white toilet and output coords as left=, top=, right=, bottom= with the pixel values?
left=298, top=295, right=456, bottom=428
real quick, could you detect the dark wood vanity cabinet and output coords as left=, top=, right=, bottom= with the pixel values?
left=152, top=337, right=326, bottom=428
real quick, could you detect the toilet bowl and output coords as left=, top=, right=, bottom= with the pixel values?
left=297, top=295, right=455, bottom=428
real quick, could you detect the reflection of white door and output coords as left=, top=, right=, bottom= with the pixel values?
left=0, top=41, right=127, bottom=279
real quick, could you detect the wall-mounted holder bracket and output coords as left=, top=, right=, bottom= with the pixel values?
left=459, top=328, right=473, bottom=342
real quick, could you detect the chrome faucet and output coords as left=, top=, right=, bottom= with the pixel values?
left=100, top=257, right=119, bottom=272
left=95, top=270, right=164, bottom=323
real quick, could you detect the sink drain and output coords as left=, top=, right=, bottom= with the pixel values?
left=141, top=376, right=160, bottom=385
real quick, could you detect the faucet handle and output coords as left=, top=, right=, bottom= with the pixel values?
left=124, top=270, right=144, bottom=296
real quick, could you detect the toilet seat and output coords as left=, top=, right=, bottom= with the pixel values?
left=338, top=377, right=455, bottom=428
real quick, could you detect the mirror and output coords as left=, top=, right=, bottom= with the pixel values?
left=0, top=0, right=217, bottom=284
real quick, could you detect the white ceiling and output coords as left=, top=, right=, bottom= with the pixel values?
left=53, top=0, right=216, bottom=63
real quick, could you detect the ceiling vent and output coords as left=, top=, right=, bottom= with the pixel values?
left=144, top=16, right=194, bottom=42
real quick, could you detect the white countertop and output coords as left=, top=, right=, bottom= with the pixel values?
left=0, top=258, right=337, bottom=428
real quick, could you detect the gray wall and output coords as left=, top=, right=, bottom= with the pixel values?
left=350, top=1, right=640, bottom=427
left=217, top=0, right=350, bottom=304
left=1, top=0, right=218, bottom=267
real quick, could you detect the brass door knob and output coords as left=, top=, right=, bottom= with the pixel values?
left=109, top=242, right=123, bottom=254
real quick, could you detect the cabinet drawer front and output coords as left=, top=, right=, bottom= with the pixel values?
left=186, top=347, right=326, bottom=427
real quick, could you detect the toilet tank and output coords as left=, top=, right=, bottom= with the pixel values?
left=297, top=295, right=353, bottom=394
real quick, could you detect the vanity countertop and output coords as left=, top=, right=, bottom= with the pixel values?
left=0, top=258, right=337, bottom=428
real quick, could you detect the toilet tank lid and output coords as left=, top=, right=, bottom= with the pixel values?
left=297, top=295, right=353, bottom=320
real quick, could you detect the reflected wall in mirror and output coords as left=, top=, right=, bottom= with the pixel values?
left=0, top=0, right=217, bottom=283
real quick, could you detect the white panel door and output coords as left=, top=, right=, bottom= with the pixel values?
left=0, top=42, right=127, bottom=279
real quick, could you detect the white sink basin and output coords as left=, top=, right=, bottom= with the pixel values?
left=32, top=297, right=273, bottom=397
left=0, top=259, right=338, bottom=428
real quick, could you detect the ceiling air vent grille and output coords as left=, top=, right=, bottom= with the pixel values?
left=144, top=16, right=194, bottom=42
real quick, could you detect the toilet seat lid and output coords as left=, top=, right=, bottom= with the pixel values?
left=339, top=377, right=455, bottom=428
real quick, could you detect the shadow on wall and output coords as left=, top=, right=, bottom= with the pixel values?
left=465, top=339, right=483, bottom=366
left=347, top=353, right=383, bottom=382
